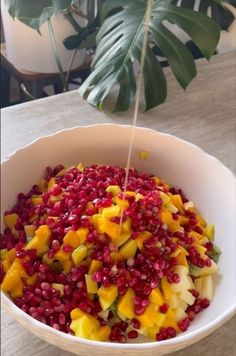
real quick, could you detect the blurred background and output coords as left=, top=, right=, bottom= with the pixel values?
left=1, top=0, right=235, bottom=108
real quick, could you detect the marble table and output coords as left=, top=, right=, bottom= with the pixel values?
left=1, top=51, right=236, bottom=356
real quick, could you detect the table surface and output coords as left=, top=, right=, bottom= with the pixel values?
left=1, top=51, right=236, bottom=356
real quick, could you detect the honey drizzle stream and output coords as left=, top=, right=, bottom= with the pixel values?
left=111, top=0, right=154, bottom=273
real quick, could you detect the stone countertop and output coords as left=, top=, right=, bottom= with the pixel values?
left=1, top=51, right=236, bottom=356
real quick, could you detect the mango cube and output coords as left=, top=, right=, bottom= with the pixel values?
left=148, top=325, right=160, bottom=339
left=72, top=245, right=87, bottom=266
left=106, top=185, right=121, bottom=196
left=149, top=288, right=164, bottom=306
left=101, top=205, right=121, bottom=219
left=90, top=325, right=111, bottom=341
left=47, top=177, right=56, bottom=190
left=117, top=288, right=135, bottom=319
left=97, top=285, right=118, bottom=310
left=161, top=277, right=173, bottom=300
left=70, top=315, right=100, bottom=339
left=119, top=239, right=137, bottom=259
left=89, top=260, right=102, bottom=274
left=159, top=207, right=180, bottom=232
left=99, top=219, right=120, bottom=240
left=24, top=225, right=36, bottom=239
left=4, top=213, right=19, bottom=230
left=121, top=217, right=132, bottom=233
left=52, top=283, right=64, bottom=296
left=204, top=224, right=215, bottom=240
left=113, top=232, right=130, bottom=248
left=85, top=274, right=98, bottom=293
left=136, top=231, right=152, bottom=249
left=76, top=227, right=89, bottom=244
left=137, top=303, right=158, bottom=327
left=63, top=230, right=81, bottom=248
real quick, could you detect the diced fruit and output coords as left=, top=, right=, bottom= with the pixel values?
left=99, top=220, right=120, bottom=240
left=76, top=162, right=84, bottom=171
left=90, top=325, right=111, bottom=341
left=71, top=308, right=86, bottom=320
left=194, top=275, right=214, bottom=301
left=149, top=288, right=164, bottom=306
left=148, top=325, right=160, bottom=339
left=171, top=194, right=185, bottom=214
left=174, top=307, right=188, bottom=322
left=171, top=246, right=189, bottom=258
left=97, top=285, right=118, bottom=310
left=159, top=207, right=180, bottom=232
left=31, top=196, right=42, bottom=205
left=171, top=275, right=191, bottom=293
left=189, top=260, right=218, bottom=277
left=76, top=227, right=89, bottom=244
left=121, top=218, right=132, bottom=233
left=139, top=151, right=149, bottom=160
left=48, top=177, right=56, bottom=190
left=168, top=294, right=181, bottom=308
left=178, top=290, right=195, bottom=305
left=136, top=231, right=152, bottom=250
left=106, top=185, right=121, bottom=196
left=160, top=192, right=171, bottom=205
left=204, top=224, right=215, bottom=240
left=192, top=244, right=207, bottom=256
left=101, top=205, right=121, bottom=219
left=70, top=315, right=100, bottom=339
left=72, top=245, right=87, bottom=266
left=4, top=213, right=18, bottom=230
left=113, top=232, right=131, bottom=248
left=52, top=283, right=64, bottom=296
left=24, top=225, right=36, bottom=239
left=117, top=288, right=135, bottom=319
left=89, top=260, right=102, bottom=274
left=137, top=304, right=158, bottom=327
left=113, top=196, right=129, bottom=210
left=9, top=279, right=24, bottom=299
left=161, top=277, right=173, bottom=300
left=85, top=274, right=98, bottom=293
left=119, top=239, right=137, bottom=259
left=189, top=208, right=207, bottom=227
left=63, top=230, right=81, bottom=248
left=26, top=273, right=38, bottom=285
left=154, top=312, right=166, bottom=327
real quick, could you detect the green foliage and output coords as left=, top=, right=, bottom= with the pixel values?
left=5, top=0, right=72, bottom=30
left=79, top=0, right=221, bottom=112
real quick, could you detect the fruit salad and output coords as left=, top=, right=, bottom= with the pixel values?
left=0, top=163, right=221, bottom=343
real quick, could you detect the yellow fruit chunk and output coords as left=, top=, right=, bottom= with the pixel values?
left=171, top=194, right=185, bottom=214
left=71, top=308, right=85, bottom=320
left=2, top=260, right=11, bottom=273
left=35, top=225, right=51, bottom=241
left=72, top=245, right=87, bottom=266
left=90, top=325, right=111, bottom=341
left=177, top=254, right=188, bottom=268
left=159, top=207, right=180, bottom=232
left=121, top=217, right=132, bottom=233
left=48, top=177, right=56, bottom=190
left=106, top=185, right=121, bottom=196
left=10, top=279, right=24, bottom=299
left=160, top=192, right=171, bottom=205
left=192, top=244, right=207, bottom=256
left=76, top=162, right=84, bottom=171
left=4, top=213, right=19, bottom=230
left=98, top=285, right=118, bottom=310
left=113, top=196, right=129, bottom=210
left=148, top=325, right=160, bottom=339
left=102, top=205, right=121, bottom=219
left=137, top=304, right=158, bottom=328
left=4, top=248, right=16, bottom=263
left=26, top=273, right=38, bottom=285
left=70, top=315, right=100, bottom=339
left=170, top=246, right=189, bottom=258
left=63, top=259, right=73, bottom=273
left=139, top=150, right=149, bottom=160
left=149, top=288, right=164, bottom=306
left=99, top=219, right=120, bottom=240
left=117, top=288, right=135, bottom=319
left=204, top=224, right=215, bottom=240
left=85, top=274, right=98, bottom=293
left=179, top=215, right=189, bottom=226
left=76, top=227, right=89, bottom=244
left=110, top=252, right=123, bottom=262
left=52, top=283, right=64, bottom=296
left=89, top=260, right=102, bottom=274
left=39, top=178, right=48, bottom=192
left=24, top=225, right=36, bottom=239
left=113, top=232, right=130, bottom=248
left=26, top=225, right=51, bottom=256
left=161, top=277, right=173, bottom=300
left=31, top=196, right=42, bottom=205
left=1, top=269, right=22, bottom=293
left=189, top=231, right=206, bottom=244
left=63, top=230, right=80, bottom=248
left=0, top=249, right=8, bottom=260
left=119, top=239, right=137, bottom=259
left=154, top=312, right=166, bottom=327
left=136, top=231, right=152, bottom=250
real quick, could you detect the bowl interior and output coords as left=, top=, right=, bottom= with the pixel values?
left=1, top=124, right=236, bottom=350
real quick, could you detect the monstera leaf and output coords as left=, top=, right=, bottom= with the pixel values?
left=4, top=0, right=72, bottom=30
left=79, top=0, right=222, bottom=112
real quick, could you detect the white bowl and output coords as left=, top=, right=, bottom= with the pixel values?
left=1, top=124, right=236, bottom=356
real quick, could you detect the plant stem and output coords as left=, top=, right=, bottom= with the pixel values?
left=65, top=49, right=78, bottom=83
left=47, top=18, right=68, bottom=92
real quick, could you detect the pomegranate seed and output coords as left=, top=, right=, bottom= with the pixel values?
left=201, top=298, right=210, bottom=309
left=127, top=330, right=138, bottom=339
left=160, top=303, right=169, bottom=314
left=134, top=306, right=145, bottom=315
left=166, top=327, right=177, bottom=338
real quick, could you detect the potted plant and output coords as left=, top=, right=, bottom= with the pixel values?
left=2, top=0, right=232, bottom=111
